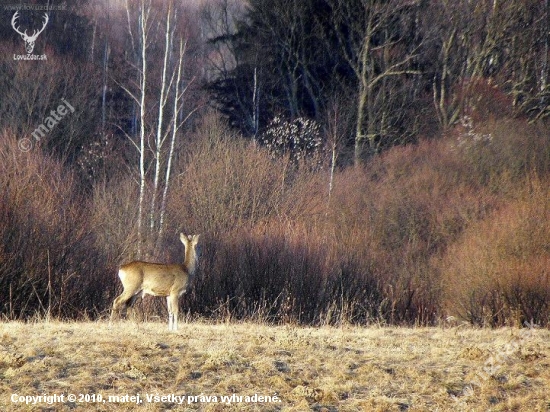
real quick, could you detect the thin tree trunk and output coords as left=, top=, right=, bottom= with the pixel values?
left=101, top=40, right=109, bottom=135
left=150, top=3, right=172, bottom=239
left=158, top=39, right=187, bottom=244
left=137, top=0, right=149, bottom=258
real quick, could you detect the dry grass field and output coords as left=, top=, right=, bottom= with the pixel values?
left=0, top=321, right=549, bottom=411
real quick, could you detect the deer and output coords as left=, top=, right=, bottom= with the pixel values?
left=111, top=233, right=200, bottom=331
left=11, top=12, right=49, bottom=54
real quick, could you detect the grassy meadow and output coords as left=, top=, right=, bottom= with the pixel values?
left=0, top=321, right=549, bottom=411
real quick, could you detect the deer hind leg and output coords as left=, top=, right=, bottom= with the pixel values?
left=112, top=291, right=140, bottom=321
left=111, top=295, right=126, bottom=322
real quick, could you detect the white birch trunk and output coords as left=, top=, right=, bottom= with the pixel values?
left=158, top=39, right=187, bottom=243
left=150, top=3, right=172, bottom=239
left=137, top=0, right=149, bottom=258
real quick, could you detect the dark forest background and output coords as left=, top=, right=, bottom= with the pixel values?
left=1, top=0, right=549, bottom=326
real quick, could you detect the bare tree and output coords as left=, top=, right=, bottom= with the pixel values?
left=119, top=0, right=200, bottom=257
left=330, top=0, right=422, bottom=163
left=429, top=0, right=549, bottom=127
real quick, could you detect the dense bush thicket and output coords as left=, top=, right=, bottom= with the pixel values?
left=1, top=116, right=549, bottom=326
left=0, top=134, right=113, bottom=319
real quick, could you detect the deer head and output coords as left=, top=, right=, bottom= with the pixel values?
left=11, top=12, right=49, bottom=54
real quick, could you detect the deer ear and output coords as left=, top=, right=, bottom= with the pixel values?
left=179, top=233, right=187, bottom=243
left=192, top=235, right=200, bottom=244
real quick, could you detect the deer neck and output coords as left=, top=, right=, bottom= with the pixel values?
left=183, top=244, right=197, bottom=276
